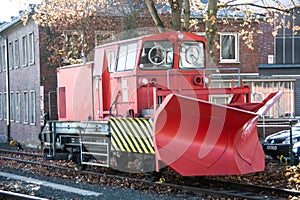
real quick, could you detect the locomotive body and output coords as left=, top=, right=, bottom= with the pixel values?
left=40, top=31, right=282, bottom=176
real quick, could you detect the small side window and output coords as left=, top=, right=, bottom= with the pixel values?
left=116, top=42, right=137, bottom=71
left=106, top=50, right=115, bottom=72
left=58, top=87, right=66, bottom=118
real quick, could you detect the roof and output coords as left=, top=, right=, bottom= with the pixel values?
left=0, top=17, right=22, bottom=33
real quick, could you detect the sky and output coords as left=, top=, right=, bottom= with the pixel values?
left=0, top=0, right=40, bottom=22
left=0, top=0, right=299, bottom=22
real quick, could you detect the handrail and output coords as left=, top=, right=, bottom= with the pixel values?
left=203, top=68, right=241, bottom=87
left=166, top=67, right=241, bottom=89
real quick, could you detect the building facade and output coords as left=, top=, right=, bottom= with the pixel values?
left=258, top=7, right=300, bottom=117
left=0, top=17, right=57, bottom=146
left=0, top=11, right=295, bottom=146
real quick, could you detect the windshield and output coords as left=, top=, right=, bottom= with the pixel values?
left=139, top=41, right=173, bottom=69
left=179, top=41, right=205, bottom=69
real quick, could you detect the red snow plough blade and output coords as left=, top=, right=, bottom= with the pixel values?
left=153, top=92, right=282, bottom=176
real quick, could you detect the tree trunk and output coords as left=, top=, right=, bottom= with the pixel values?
left=183, top=0, right=190, bottom=31
left=205, top=0, right=218, bottom=67
left=169, top=0, right=183, bottom=31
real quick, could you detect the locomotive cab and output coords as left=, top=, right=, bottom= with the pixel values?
left=94, top=31, right=209, bottom=120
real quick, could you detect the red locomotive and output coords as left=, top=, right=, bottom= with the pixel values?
left=40, top=31, right=282, bottom=176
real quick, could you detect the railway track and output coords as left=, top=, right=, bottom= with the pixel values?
left=0, top=148, right=299, bottom=199
left=0, top=189, right=48, bottom=200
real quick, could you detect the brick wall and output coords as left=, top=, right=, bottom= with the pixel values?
left=0, top=19, right=42, bottom=146
left=191, top=19, right=274, bottom=73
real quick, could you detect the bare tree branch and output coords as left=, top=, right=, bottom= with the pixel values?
left=220, top=2, right=294, bottom=13
left=145, top=0, right=165, bottom=31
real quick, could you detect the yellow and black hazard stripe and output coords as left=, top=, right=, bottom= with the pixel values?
left=109, top=117, right=155, bottom=154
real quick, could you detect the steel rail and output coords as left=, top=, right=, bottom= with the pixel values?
left=0, top=148, right=43, bottom=157
left=0, top=189, right=47, bottom=200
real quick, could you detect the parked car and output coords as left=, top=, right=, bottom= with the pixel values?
left=262, top=122, right=300, bottom=159
left=293, top=141, right=300, bottom=162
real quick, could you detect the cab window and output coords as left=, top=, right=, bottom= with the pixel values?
left=106, top=50, right=115, bottom=72
left=116, top=42, right=137, bottom=71
left=139, top=41, right=173, bottom=69
left=179, top=41, right=205, bottom=69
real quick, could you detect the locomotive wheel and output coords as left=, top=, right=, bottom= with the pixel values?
left=145, top=171, right=162, bottom=182
left=116, top=152, right=129, bottom=168
left=70, top=152, right=87, bottom=170
left=75, top=163, right=87, bottom=171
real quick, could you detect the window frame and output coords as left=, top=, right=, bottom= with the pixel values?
left=95, top=31, right=115, bottom=47
left=139, top=40, right=174, bottom=70
left=15, top=91, right=20, bottom=123
left=23, top=91, right=29, bottom=124
left=0, top=47, right=2, bottom=72
left=22, top=35, right=28, bottom=66
left=10, top=92, right=14, bottom=121
left=8, top=41, right=14, bottom=70
left=30, top=90, right=36, bottom=125
left=2, top=45, right=6, bottom=71
left=28, top=32, right=35, bottom=65
left=3, top=92, right=7, bottom=120
left=0, top=92, right=2, bottom=120
left=116, top=42, right=138, bottom=72
left=220, top=33, right=239, bottom=63
left=275, top=10, right=300, bottom=64
left=179, top=41, right=205, bottom=69
left=106, top=50, right=116, bottom=73
left=14, top=39, right=20, bottom=68
left=64, top=30, right=84, bottom=62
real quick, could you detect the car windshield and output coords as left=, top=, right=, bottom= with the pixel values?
left=179, top=41, right=205, bottom=69
left=139, top=41, right=173, bottom=69
left=293, top=125, right=300, bottom=131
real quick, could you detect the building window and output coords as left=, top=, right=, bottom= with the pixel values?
left=8, top=41, right=14, bottom=69
left=16, top=91, right=20, bottom=122
left=220, top=33, right=239, bottom=63
left=95, top=31, right=115, bottom=46
left=0, top=48, right=2, bottom=72
left=64, top=31, right=84, bottom=63
left=10, top=92, right=14, bottom=121
left=14, top=39, right=20, bottom=68
left=22, top=35, right=28, bottom=66
left=30, top=90, right=36, bottom=125
left=0, top=93, right=2, bottom=120
left=275, top=8, right=300, bottom=64
left=2, top=45, right=6, bottom=71
left=28, top=32, right=35, bottom=65
left=24, top=91, right=29, bottom=124
left=3, top=92, right=7, bottom=120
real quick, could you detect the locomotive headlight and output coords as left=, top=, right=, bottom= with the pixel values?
left=178, top=33, right=184, bottom=40
left=204, top=77, right=210, bottom=84
left=193, top=76, right=203, bottom=85
left=139, top=78, right=149, bottom=85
